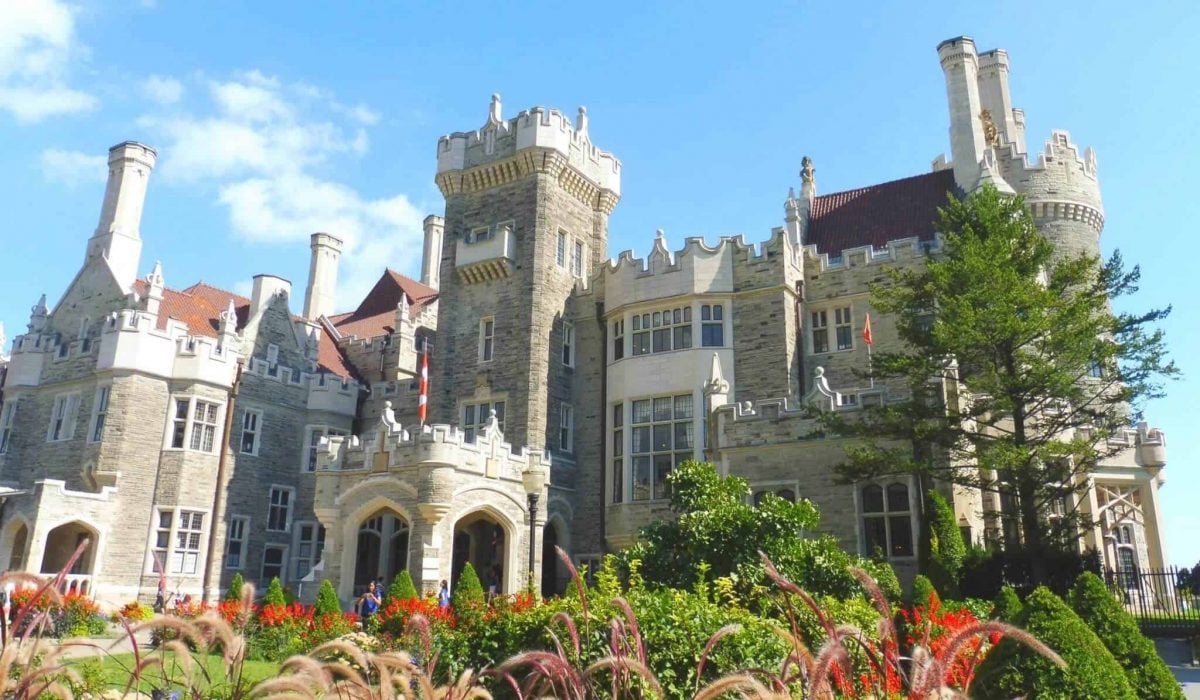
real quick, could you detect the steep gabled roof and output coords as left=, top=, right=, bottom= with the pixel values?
left=327, top=269, right=437, bottom=341
left=131, top=279, right=354, bottom=379
left=807, top=169, right=956, bottom=256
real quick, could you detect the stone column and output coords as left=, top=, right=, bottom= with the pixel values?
left=412, top=504, right=449, bottom=595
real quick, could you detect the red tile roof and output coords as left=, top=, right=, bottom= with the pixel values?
left=328, top=269, right=438, bottom=341
left=130, top=279, right=355, bottom=379
left=807, top=169, right=956, bottom=256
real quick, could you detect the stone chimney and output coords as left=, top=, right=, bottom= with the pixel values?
left=937, top=37, right=986, bottom=192
left=303, top=232, right=343, bottom=320
left=421, top=215, right=444, bottom=290
left=250, top=274, right=291, bottom=318
left=87, top=141, right=157, bottom=292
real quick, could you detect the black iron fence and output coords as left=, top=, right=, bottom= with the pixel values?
left=1104, top=566, right=1200, bottom=636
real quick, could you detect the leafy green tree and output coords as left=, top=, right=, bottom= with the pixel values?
left=974, top=587, right=1136, bottom=700
left=1069, top=571, right=1183, bottom=699
left=314, top=580, right=342, bottom=618
left=264, top=577, right=286, bottom=607
left=224, top=572, right=246, bottom=603
left=388, top=570, right=418, bottom=601
left=617, top=461, right=883, bottom=601
left=815, top=185, right=1176, bottom=584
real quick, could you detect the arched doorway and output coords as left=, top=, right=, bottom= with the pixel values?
left=541, top=521, right=560, bottom=598
left=353, top=508, right=409, bottom=596
left=7, top=522, right=28, bottom=571
left=452, top=511, right=507, bottom=597
left=41, top=521, right=96, bottom=595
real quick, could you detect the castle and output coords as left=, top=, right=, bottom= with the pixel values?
left=0, top=37, right=1171, bottom=607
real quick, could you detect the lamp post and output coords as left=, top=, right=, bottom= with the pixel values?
left=522, top=464, right=548, bottom=589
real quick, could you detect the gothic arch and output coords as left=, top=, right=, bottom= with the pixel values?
left=450, top=501, right=520, bottom=596
left=334, top=476, right=418, bottom=509
left=337, top=494, right=415, bottom=601
left=0, top=515, right=32, bottom=571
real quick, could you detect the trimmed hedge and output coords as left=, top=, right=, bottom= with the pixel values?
left=264, top=577, right=286, bottom=607
left=224, top=572, right=246, bottom=603
left=452, top=563, right=485, bottom=627
left=992, top=585, right=1022, bottom=622
left=974, top=587, right=1136, bottom=700
left=910, top=574, right=938, bottom=607
left=314, top=580, right=342, bottom=618
left=388, top=570, right=418, bottom=601
left=921, top=490, right=966, bottom=596
left=1069, top=571, right=1184, bottom=700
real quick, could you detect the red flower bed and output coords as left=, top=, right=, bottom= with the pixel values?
left=900, top=594, right=995, bottom=690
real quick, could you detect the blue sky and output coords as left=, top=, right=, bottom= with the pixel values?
left=1, top=1, right=1197, bottom=565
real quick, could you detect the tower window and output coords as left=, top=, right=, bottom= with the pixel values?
left=468, top=226, right=492, bottom=244
left=463, top=401, right=505, bottom=442
left=630, top=393, right=694, bottom=501
left=860, top=482, right=914, bottom=558
left=557, top=231, right=567, bottom=267
left=559, top=403, right=574, bottom=453
left=631, top=307, right=692, bottom=356
left=562, top=321, right=575, bottom=367
left=835, top=307, right=853, bottom=350
left=572, top=240, right=584, bottom=278
left=701, top=304, right=724, bottom=347
left=240, top=409, right=262, bottom=455
left=811, top=310, right=829, bottom=353
left=479, top=317, right=495, bottom=363
left=611, top=403, right=624, bottom=503
left=0, top=404, right=15, bottom=453
left=612, top=319, right=625, bottom=361
left=46, top=392, right=80, bottom=442
left=268, top=486, right=294, bottom=532
left=89, top=386, right=111, bottom=443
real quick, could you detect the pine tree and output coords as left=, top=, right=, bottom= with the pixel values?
left=264, top=577, right=286, bottom=607
left=224, top=572, right=246, bottom=603
left=387, top=570, right=418, bottom=601
left=816, top=185, right=1177, bottom=584
left=314, top=580, right=342, bottom=618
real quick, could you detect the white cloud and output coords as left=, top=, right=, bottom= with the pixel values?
left=40, top=148, right=107, bottom=186
left=0, top=0, right=97, bottom=123
left=142, top=75, right=183, bottom=105
left=140, top=71, right=421, bottom=308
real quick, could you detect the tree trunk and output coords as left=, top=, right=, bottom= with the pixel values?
left=1017, top=479, right=1048, bottom=585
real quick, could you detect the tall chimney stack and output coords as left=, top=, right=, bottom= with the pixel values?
left=303, top=232, right=343, bottom=320
left=87, top=141, right=156, bottom=292
left=937, top=37, right=986, bottom=192
left=421, top=215, right=444, bottom=290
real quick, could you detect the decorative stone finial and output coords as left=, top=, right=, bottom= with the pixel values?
left=28, top=294, right=48, bottom=332
left=147, top=261, right=164, bottom=289
left=483, top=408, right=503, bottom=441
left=704, top=352, right=730, bottom=396
left=801, top=156, right=815, bottom=184
left=381, top=400, right=398, bottom=430
left=219, top=299, right=237, bottom=330
left=576, top=106, right=589, bottom=135
left=488, top=93, right=502, bottom=124
left=397, top=294, right=410, bottom=323
left=979, top=109, right=999, bottom=147
left=813, top=366, right=832, bottom=393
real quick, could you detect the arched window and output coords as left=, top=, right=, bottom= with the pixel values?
left=860, top=482, right=914, bottom=558
left=776, top=489, right=796, bottom=503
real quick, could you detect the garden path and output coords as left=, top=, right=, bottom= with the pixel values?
left=1156, top=638, right=1200, bottom=700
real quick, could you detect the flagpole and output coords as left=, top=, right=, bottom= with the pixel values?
left=863, top=312, right=875, bottom=388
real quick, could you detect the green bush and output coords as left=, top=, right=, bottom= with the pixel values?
left=452, top=563, right=485, bottom=627
left=974, top=587, right=1136, bottom=700
left=863, top=556, right=903, bottom=603
left=314, top=580, right=342, bottom=618
left=1069, top=571, right=1183, bottom=700
left=921, top=490, right=966, bottom=597
left=264, top=577, right=286, bottom=607
left=225, top=572, right=246, bottom=602
left=992, top=585, right=1023, bottom=622
left=910, top=574, right=938, bottom=607
left=387, top=570, right=418, bottom=601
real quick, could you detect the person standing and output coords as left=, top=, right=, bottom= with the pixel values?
left=437, top=580, right=450, bottom=609
left=359, top=581, right=381, bottom=628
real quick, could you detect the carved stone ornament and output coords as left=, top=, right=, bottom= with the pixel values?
left=801, top=156, right=815, bottom=184
left=979, top=109, right=1000, bottom=147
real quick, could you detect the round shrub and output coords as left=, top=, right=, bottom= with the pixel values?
left=1069, top=571, right=1183, bottom=700
left=974, top=587, right=1136, bottom=700
left=910, top=574, right=938, bottom=607
left=451, top=563, right=485, bottom=627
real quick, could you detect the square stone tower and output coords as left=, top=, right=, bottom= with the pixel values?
left=430, top=96, right=620, bottom=454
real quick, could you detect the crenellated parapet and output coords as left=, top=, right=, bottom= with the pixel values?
left=435, top=95, right=621, bottom=211
left=994, top=130, right=1103, bottom=233
left=802, top=234, right=940, bottom=276
left=598, top=229, right=800, bottom=312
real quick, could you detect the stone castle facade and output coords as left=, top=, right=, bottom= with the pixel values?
left=0, top=37, right=1171, bottom=607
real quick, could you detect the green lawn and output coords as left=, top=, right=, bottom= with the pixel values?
left=69, top=651, right=280, bottom=693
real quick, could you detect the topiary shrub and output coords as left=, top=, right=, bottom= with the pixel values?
left=992, top=585, right=1023, bottom=622
left=1069, top=571, right=1184, bottom=700
left=264, top=577, right=286, bottom=607
left=388, top=570, right=418, bottom=601
left=910, top=574, right=938, bottom=607
left=314, top=580, right=342, bottom=618
left=921, top=490, right=966, bottom=597
left=452, top=563, right=485, bottom=627
left=974, top=587, right=1136, bottom=700
left=224, top=572, right=246, bottom=603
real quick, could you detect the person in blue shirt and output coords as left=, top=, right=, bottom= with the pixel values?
left=358, top=580, right=381, bottom=626
left=437, top=580, right=450, bottom=608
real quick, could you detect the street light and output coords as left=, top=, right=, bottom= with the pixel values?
left=522, top=463, right=548, bottom=587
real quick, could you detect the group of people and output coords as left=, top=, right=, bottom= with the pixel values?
left=356, top=578, right=450, bottom=627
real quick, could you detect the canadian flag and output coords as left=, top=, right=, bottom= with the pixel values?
left=418, top=347, right=429, bottom=424
left=862, top=312, right=874, bottom=347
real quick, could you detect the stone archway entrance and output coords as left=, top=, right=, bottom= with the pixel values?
left=6, top=522, right=28, bottom=571
left=452, top=511, right=507, bottom=597
left=353, top=508, right=410, bottom=597
left=41, top=521, right=97, bottom=595
left=541, top=521, right=560, bottom=598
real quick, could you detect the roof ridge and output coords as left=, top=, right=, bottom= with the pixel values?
left=815, top=169, right=949, bottom=201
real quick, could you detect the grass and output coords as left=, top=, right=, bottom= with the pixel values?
left=68, top=651, right=281, bottom=693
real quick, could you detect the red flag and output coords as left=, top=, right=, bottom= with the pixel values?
left=417, top=347, right=429, bottom=424
left=862, top=313, right=873, bottom=347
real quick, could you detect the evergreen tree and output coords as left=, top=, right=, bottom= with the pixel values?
left=314, top=580, right=342, bottom=618
left=224, top=572, right=246, bottom=603
left=388, top=570, right=418, bottom=601
left=264, top=577, right=286, bottom=607
left=921, top=490, right=966, bottom=596
left=974, top=587, right=1136, bottom=700
left=910, top=574, right=938, bottom=607
left=815, top=185, right=1176, bottom=584
left=452, top=563, right=484, bottom=612
left=992, top=585, right=1023, bottom=622
left=1069, top=571, right=1184, bottom=700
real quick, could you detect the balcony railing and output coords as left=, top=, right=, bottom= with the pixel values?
left=456, top=226, right=515, bottom=283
